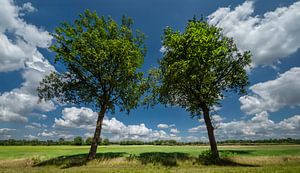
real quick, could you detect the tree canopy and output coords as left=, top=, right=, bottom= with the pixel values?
left=37, top=10, right=147, bottom=114
left=157, top=18, right=251, bottom=116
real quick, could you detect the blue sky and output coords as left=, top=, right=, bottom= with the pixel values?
left=0, top=0, right=299, bottom=141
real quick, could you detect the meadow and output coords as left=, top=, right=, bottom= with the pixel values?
left=0, top=145, right=300, bottom=172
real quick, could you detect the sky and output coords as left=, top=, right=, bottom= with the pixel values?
left=0, top=0, right=300, bottom=142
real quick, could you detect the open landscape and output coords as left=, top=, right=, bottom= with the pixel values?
left=1, top=145, right=300, bottom=172
left=1, top=0, right=300, bottom=172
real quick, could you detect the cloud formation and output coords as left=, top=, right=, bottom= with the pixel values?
left=240, top=67, right=300, bottom=115
left=0, top=0, right=55, bottom=123
left=54, top=107, right=181, bottom=141
left=188, top=111, right=300, bottom=139
left=157, top=123, right=175, bottom=129
left=0, top=128, right=16, bottom=139
left=208, top=1, right=300, bottom=67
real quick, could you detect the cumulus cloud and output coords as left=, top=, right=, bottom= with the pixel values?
left=38, top=130, right=56, bottom=137
left=186, top=136, right=208, bottom=142
left=208, top=1, right=300, bottom=67
left=24, top=134, right=38, bottom=140
left=0, top=128, right=16, bottom=139
left=0, top=0, right=52, bottom=72
left=54, top=107, right=97, bottom=129
left=54, top=107, right=180, bottom=141
left=157, top=123, right=175, bottom=129
left=25, top=122, right=47, bottom=129
left=37, top=129, right=74, bottom=139
left=240, top=67, right=300, bottom=114
left=188, top=111, right=300, bottom=139
left=188, top=125, right=206, bottom=133
left=170, top=128, right=180, bottom=134
left=0, top=0, right=55, bottom=123
left=20, top=2, right=36, bottom=13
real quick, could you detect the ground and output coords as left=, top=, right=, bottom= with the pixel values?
left=0, top=145, right=299, bottom=172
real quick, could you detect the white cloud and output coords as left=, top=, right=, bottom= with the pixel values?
left=159, top=46, right=166, bottom=53
left=0, top=0, right=52, bottom=72
left=24, top=134, right=38, bottom=140
left=240, top=67, right=300, bottom=114
left=208, top=1, right=300, bottom=67
left=157, top=123, right=175, bottom=129
left=54, top=107, right=180, bottom=141
left=0, top=0, right=55, bottom=123
left=188, top=125, right=206, bottom=133
left=186, top=136, right=208, bottom=142
left=25, top=125, right=35, bottom=129
left=38, top=130, right=55, bottom=137
left=21, top=2, right=36, bottom=13
left=0, top=128, right=16, bottom=139
left=188, top=111, right=300, bottom=139
left=170, top=128, right=180, bottom=134
left=54, top=107, right=97, bottom=129
left=157, top=124, right=168, bottom=129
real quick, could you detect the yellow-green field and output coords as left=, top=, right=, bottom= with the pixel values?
left=0, top=145, right=300, bottom=173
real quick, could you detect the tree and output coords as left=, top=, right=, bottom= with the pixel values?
left=58, top=138, right=65, bottom=145
left=101, top=138, right=109, bottom=145
left=73, top=136, right=83, bottom=146
left=154, top=18, right=251, bottom=159
left=37, top=10, right=147, bottom=160
left=85, top=137, right=93, bottom=145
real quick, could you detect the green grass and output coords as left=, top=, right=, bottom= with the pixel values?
left=0, top=145, right=299, bottom=172
left=1, top=145, right=299, bottom=160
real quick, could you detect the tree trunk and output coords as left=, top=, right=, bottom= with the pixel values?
left=202, top=105, right=219, bottom=159
left=87, top=106, right=106, bottom=160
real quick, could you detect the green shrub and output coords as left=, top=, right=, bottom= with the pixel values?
left=197, top=150, right=220, bottom=165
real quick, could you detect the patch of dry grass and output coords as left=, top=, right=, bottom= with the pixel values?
left=0, top=156, right=299, bottom=173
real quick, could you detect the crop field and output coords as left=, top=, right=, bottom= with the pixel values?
left=0, top=145, right=300, bottom=172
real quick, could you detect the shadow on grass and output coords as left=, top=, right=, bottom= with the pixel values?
left=214, top=158, right=257, bottom=167
left=220, top=150, right=254, bottom=155
left=196, top=150, right=257, bottom=167
left=35, top=152, right=126, bottom=168
left=131, top=152, right=191, bottom=167
left=34, top=150, right=257, bottom=168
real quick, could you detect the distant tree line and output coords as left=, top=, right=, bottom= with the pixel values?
left=0, top=136, right=110, bottom=146
left=0, top=138, right=299, bottom=146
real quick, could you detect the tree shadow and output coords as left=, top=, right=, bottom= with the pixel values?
left=34, top=152, right=126, bottom=168
left=134, top=152, right=191, bottom=167
left=215, top=158, right=257, bottom=167
left=220, top=150, right=254, bottom=155
left=195, top=150, right=257, bottom=167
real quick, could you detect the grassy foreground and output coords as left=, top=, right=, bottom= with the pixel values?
left=0, top=145, right=299, bottom=172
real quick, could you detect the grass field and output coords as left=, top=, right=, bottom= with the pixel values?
left=0, top=145, right=300, bottom=172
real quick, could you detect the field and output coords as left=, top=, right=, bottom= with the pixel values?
left=0, top=145, right=300, bottom=172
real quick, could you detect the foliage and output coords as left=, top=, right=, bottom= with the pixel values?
left=196, top=150, right=221, bottom=165
left=101, top=138, right=110, bottom=146
left=153, top=18, right=251, bottom=116
left=37, top=9, right=147, bottom=114
left=85, top=137, right=93, bottom=145
left=137, top=152, right=190, bottom=166
left=73, top=136, right=83, bottom=146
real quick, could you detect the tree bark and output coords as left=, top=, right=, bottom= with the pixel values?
left=87, top=106, right=106, bottom=160
left=202, top=105, right=219, bottom=159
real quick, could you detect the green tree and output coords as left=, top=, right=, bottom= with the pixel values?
left=153, top=18, right=251, bottom=159
left=58, top=138, right=65, bottom=145
left=37, top=10, right=147, bottom=160
left=73, top=136, right=83, bottom=146
left=85, top=137, right=93, bottom=145
left=101, top=138, right=109, bottom=145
